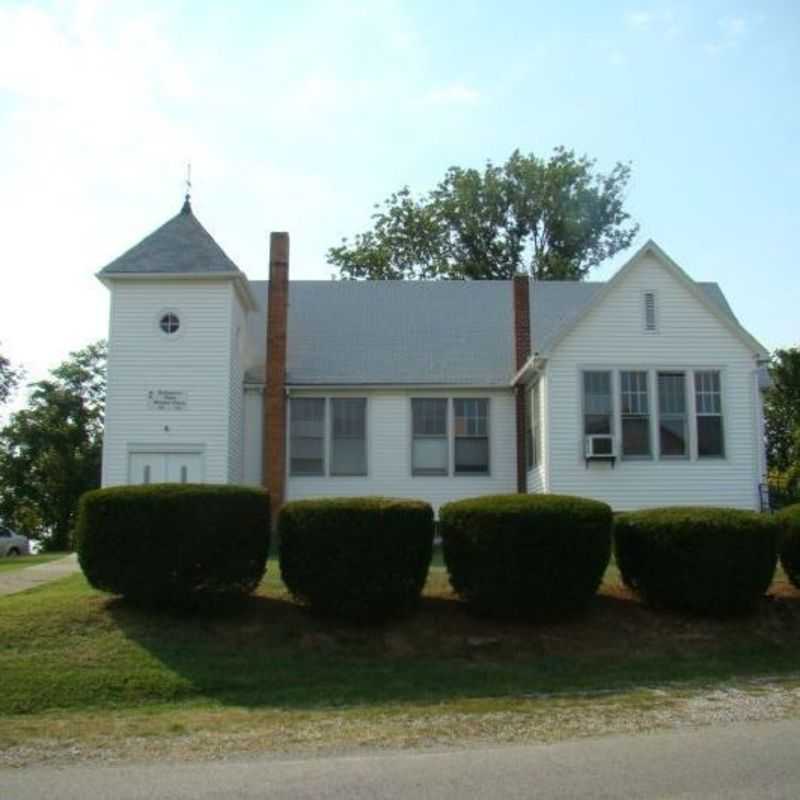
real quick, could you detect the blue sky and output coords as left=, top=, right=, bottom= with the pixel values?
left=0, top=0, right=798, bottom=395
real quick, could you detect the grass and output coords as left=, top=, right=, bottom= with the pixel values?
left=0, top=552, right=70, bottom=573
left=1, top=553, right=799, bottom=763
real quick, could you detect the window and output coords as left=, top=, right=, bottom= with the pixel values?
left=583, top=371, right=612, bottom=436
left=658, top=372, right=688, bottom=457
left=411, top=399, right=448, bottom=475
left=644, top=292, right=657, bottom=332
left=143, top=465, right=151, bottom=484
left=331, top=398, right=367, bottom=475
left=620, top=371, right=651, bottom=457
left=290, top=397, right=325, bottom=475
left=454, top=399, right=489, bottom=474
left=695, top=371, right=724, bottom=457
left=159, top=312, right=180, bottom=335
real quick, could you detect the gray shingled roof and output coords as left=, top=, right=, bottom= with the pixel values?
left=247, top=281, right=515, bottom=386
left=99, top=200, right=241, bottom=275
left=242, top=279, right=739, bottom=386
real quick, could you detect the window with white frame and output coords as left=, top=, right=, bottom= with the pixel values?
left=411, top=399, right=448, bottom=475
left=620, top=371, right=651, bottom=457
left=695, top=371, right=724, bottom=458
left=454, top=398, right=489, bottom=474
left=583, top=371, right=612, bottom=437
left=657, top=372, right=688, bottom=457
left=289, top=397, right=326, bottom=476
left=331, top=398, right=367, bottom=475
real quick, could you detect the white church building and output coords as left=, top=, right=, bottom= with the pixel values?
left=98, top=196, right=770, bottom=513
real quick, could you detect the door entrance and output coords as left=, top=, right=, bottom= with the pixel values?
left=128, top=452, right=204, bottom=485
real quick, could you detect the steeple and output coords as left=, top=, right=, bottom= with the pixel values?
left=181, top=162, right=193, bottom=214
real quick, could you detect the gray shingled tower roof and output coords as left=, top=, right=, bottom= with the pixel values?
left=99, top=197, right=241, bottom=275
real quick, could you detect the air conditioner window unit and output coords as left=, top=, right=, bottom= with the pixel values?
left=585, top=434, right=615, bottom=459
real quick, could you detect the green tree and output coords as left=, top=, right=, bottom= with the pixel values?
left=328, top=148, right=639, bottom=281
left=0, top=343, right=24, bottom=406
left=0, top=341, right=106, bottom=550
left=764, top=346, right=800, bottom=474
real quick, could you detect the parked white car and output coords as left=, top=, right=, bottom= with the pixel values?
left=0, top=525, right=30, bottom=557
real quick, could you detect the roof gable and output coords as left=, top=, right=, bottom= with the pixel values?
left=535, top=239, right=767, bottom=358
left=99, top=200, right=241, bottom=276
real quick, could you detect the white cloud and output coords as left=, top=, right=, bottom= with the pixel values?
left=424, top=84, right=481, bottom=106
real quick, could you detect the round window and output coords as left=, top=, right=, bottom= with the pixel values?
left=159, top=312, right=180, bottom=335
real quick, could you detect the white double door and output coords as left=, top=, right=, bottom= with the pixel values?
left=129, top=452, right=204, bottom=485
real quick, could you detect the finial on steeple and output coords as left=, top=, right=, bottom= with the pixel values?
left=181, top=162, right=192, bottom=214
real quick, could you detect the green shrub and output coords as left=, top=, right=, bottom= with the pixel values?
left=778, top=503, right=800, bottom=589
left=439, top=494, right=612, bottom=619
left=76, top=484, right=270, bottom=608
left=278, top=497, right=434, bottom=623
left=614, top=507, right=778, bottom=616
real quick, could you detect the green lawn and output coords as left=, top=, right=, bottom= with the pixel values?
left=1, top=556, right=799, bottom=760
left=0, top=552, right=70, bottom=574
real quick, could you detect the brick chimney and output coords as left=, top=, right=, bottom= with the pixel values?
left=513, top=274, right=531, bottom=493
left=264, top=232, right=289, bottom=519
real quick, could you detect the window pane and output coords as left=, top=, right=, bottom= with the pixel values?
left=454, top=399, right=488, bottom=436
left=412, top=399, right=447, bottom=436
left=412, top=438, right=448, bottom=475
left=455, top=438, right=489, bottom=474
left=331, top=398, right=366, bottom=475
left=659, top=418, right=687, bottom=457
left=585, top=414, right=611, bottom=436
left=621, top=371, right=648, bottom=415
left=658, top=373, right=686, bottom=415
left=290, top=398, right=325, bottom=475
left=697, top=415, right=724, bottom=457
left=622, top=417, right=650, bottom=456
left=584, top=372, right=611, bottom=415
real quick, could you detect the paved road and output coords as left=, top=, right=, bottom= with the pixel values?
left=0, top=553, right=79, bottom=597
left=2, top=718, right=799, bottom=799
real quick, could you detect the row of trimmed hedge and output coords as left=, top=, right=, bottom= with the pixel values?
left=75, top=486, right=799, bottom=620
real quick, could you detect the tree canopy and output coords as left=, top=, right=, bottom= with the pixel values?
left=0, top=344, right=23, bottom=406
left=0, top=341, right=106, bottom=550
left=328, top=148, right=639, bottom=281
left=764, top=346, right=800, bottom=476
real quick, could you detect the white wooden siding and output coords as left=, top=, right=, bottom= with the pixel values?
left=286, top=389, right=516, bottom=514
left=102, top=280, right=235, bottom=486
left=543, top=253, right=761, bottom=510
left=227, top=297, right=246, bottom=483
left=526, top=373, right=548, bottom=494
left=243, top=387, right=264, bottom=485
